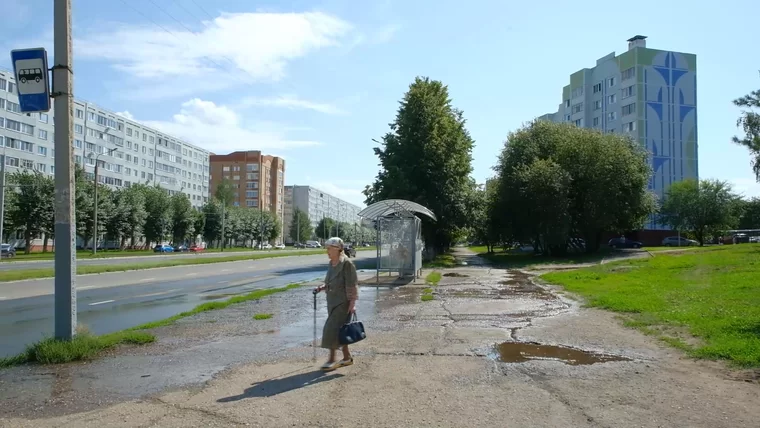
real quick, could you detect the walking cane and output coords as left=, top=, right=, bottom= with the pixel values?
left=312, top=289, right=318, bottom=362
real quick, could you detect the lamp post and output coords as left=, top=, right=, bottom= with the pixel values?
left=89, top=147, right=118, bottom=254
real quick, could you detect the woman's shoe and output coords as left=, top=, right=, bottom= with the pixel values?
left=338, top=357, right=353, bottom=367
left=321, top=360, right=340, bottom=372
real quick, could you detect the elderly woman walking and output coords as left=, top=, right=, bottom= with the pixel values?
left=313, top=237, right=359, bottom=372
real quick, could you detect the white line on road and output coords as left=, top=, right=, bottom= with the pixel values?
left=79, top=285, right=97, bottom=290
left=89, top=299, right=115, bottom=306
left=131, top=289, right=180, bottom=299
left=139, top=278, right=156, bottom=282
left=221, top=269, right=230, bottom=272
left=0, top=297, right=7, bottom=300
left=185, top=273, right=198, bottom=277
left=217, top=280, right=230, bottom=284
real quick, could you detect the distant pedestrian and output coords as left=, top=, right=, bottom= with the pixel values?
left=313, top=237, right=358, bottom=371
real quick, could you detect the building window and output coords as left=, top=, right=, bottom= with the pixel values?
left=574, top=118, right=583, bottom=127
left=21, top=159, right=34, bottom=169
left=246, top=190, right=259, bottom=198
left=39, top=113, right=49, bottom=123
left=608, top=77, right=616, bottom=87
left=592, top=117, right=600, bottom=127
left=607, top=94, right=616, bottom=105
left=621, top=67, right=636, bottom=81
left=571, top=87, right=584, bottom=98
left=233, top=175, right=240, bottom=180
left=622, top=103, right=636, bottom=116
left=74, top=124, right=83, bottom=134
left=246, top=181, right=258, bottom=189
left=246, top=163, right=259, bottom=172
left=621, top=85, right=635, bottom=99
left=38, top=146, right=47, bottom=156
left=223, top=166, right=230, bottom=172
left=607, top=112, right=617, bottom=121
left=76, top=109, right=84, bottom=119
left=564, top=99, right=570, bottom=108
left=571, top=103, right=583, bottom=114
left=232, top=165, right=240, bottom=172
left=593, top=83, right=602, bottom=94
left=38, top=129, right=48, bottom=140
left=593, top=100, right=602, bottom=110
left=623, top=121, right=636, bottom=132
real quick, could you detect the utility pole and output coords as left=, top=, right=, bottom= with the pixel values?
left=220, top=202, right=225, bottom=252
left=91, top=148, right=117, bottom=254
left=296, top=212, right=300, bottom=247
left=53, top=0, right=77, bottom=341
left=0, top=147, right=6, bottom=247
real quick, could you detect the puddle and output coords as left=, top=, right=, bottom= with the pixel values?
left=443, top=272, right=468, bottom=277
left=492, top=342, right=631, bottom=365
left=499, top=271, right=553, bottom=299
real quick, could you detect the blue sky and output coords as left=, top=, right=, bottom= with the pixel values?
left=2, top=0, right=759, bottom=207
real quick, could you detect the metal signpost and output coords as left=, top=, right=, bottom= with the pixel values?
left=8, top=0, right=77, bottom=341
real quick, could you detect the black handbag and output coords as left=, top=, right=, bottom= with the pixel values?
left=339, top=313, right=366, bottom=345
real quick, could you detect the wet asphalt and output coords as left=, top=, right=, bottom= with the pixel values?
left=0, top=252, right=376, bottom=358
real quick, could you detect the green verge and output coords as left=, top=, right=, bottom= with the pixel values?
left=423, top=254, right=458, bottom=269
left=0, top=329, right=155, bottom=368
left=253, top=313, right=274, bottom=320
left=425, top=271, right=442, bottom=286
left=540, top=244, right=760, bottom=368
left=129, top=283, right=305, bottom=330
left=1, top=282, right=308, bottom=368
left=0, top=251, right=328, bottom=282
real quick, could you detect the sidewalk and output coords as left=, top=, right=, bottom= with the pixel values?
left=1, top=251, right=758, bottom=427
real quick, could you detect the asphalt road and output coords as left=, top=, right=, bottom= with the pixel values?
left=0, top=252, right=376, bottom=358
left=0, top=248, right=356, bottom=271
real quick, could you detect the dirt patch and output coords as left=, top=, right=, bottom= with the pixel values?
left=492, top=341, right=631, bottom=365
left=499, top=271, right=553, bottom=299
left=443, top=272, right=469, bottom=278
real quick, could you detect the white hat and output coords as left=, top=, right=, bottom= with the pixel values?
left=325, top=237, right=344, bottom=249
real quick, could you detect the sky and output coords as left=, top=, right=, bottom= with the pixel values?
left=1, top=0, right=759, bottom=208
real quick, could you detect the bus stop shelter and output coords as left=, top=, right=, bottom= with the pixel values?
left=357, top=199, right=437, bottom=284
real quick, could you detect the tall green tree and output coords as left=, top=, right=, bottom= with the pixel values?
left=74, top=167, right=94, bottom=246
left=315, top=217, right=336, bottom=240
left=492, top=121, right=655, bottom=253
left=215, top=178, right=236, bottom=206
left=5, top=171, right=54, bottom=254
left=737, top=197, right=760, bottom=229
left=659, top=179, right=740, bottom=245
left=142, top=185, right=171, bottom=246
left=192, top=209, right=206, bottom=244
left=289, top=207, right=313, bottom=243
left=732, top=81, right=760, bottom=180
left=169, top=193, right=194, bottom=244
left=121, top=184, right=148, bottom=248
left=202, top=200, right=223, bottom=245
left=364, top=77, right=475, bottom=253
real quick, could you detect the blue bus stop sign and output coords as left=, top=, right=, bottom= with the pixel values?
left=10, top=47, right=51, bottom=113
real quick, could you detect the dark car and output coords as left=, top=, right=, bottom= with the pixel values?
left=173, top=244, right=188, bottom=252
left=1, top=243, right=16, bottom=258
left=343, top=244, right=356, bottom=258
left=608, top=237, right=642, bottom=249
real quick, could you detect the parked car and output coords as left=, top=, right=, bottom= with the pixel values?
left=274, top=243, right=286, bottom=250
left=189, top=244, right=205, bottom=253
left=294, top=242, right=306, bottom=248
left=153, top=244, right=174, bottom=253
left=173, top=244, right=189, bottom=252
left=662, top=236, right=698, bottom=246
left=343, top=244, right=356, bottom=258
left=1, top=243, right=16, bottom=259
left=733, top=233, right=750, bottom=244
left=261, top=243, right=272, bottom=250
left=305, top=240, right=321, bottom=248
left=608, top=237, right=642, bottom=249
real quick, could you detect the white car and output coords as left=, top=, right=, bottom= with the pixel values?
left=261, top=243, right=272, bottom=250
left=274, top=243, right=286, bottom=250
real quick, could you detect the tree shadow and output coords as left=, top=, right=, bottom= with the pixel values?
left=216, top=370, right=344, bottom=401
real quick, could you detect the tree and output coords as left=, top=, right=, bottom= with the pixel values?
left=364, top=77, right=476, bottom=253
left=659, top=179, right=740, bottom=245
left=316, top=217, right=336, bottom=240
left=169, top=193, right=194, bottom=244
left=732, top=80, right=760, bottom=180
left=5, top=171, right=54, bottom=254
left=215, top=178, right=236, bottom=206
left=74, top=167, right=94, bottom=246
left=737, top=197, right=760, bottom=229
left=202, top=201, right=223, bottom=245
left=192, top=209, right=205, bottom=244
left=120, top=185, right=148, bottom=248
left=289, top=207, right=313, bottom=243
left=142, top=185, right=171, bottom=246
left=491, top=120, right=656, bottom=254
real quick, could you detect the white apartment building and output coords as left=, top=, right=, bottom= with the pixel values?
left=0, top=67, right=210, bottom=209
left=283, top=185, right=363, bottom=242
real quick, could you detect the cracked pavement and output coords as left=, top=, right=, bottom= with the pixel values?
left=1, top=249, right=758, bottom=427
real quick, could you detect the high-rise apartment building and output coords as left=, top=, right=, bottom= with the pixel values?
left=0, top=68, right=211, bottom=209
left=209, top=151, right=286, bottom=238
left=283, top=185, right=363, bottom=242
left=540, top=36, right=698, bottom=230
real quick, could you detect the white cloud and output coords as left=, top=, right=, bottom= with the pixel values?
left=313, top=181, right=367, bottom=207
left=134, top=98, right=320, bottom=153
left=238, top=95, right=346, bottom=115
left=75, top=11, right=353, bottom=96
left=725, top=177, right=760, bottom=199
left=115, top=111, right=134, bottom=120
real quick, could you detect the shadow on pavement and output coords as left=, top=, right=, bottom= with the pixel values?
left=216, top=370, right=344, bottom=401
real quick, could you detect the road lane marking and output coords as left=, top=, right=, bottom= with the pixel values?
left=139, top=278, right=156, bottom=282
left=131, top=289, right=180, bottom=299
left=185, top=273, right=198, bottom=277
left=221, top=269, right=230, bottom=272
left=217, top=280, right=230, bottom=284
left=79, top=286, right=97, bottom=290
left=89, top=299, right=115, bottom=306
left=0, top=297, right=7, bottom=300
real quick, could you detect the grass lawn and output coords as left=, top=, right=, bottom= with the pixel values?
left=423, top=254, right=458, bottom=269
left=541, top=244, right=760, bottom=368
left=0, top=249, right=336, bottom=282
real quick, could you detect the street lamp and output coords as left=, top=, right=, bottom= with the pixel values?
left=89, top=147, right=118, bottom=254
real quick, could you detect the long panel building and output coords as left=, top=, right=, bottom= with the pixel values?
left=0, top=68, right=211, bottom=209
left=283, top=185, right=363, bottom=243
left=539, top=35, right=698, bottom=234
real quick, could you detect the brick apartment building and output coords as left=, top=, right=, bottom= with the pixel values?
left=209, top=150, right=285, bottom=242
